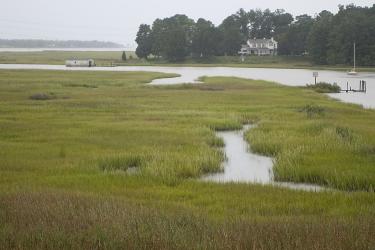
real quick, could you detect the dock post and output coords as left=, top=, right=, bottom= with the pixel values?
left=364, top=81, right=367, bottom=93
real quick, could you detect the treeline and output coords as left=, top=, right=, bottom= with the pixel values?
left=136, top=4, right=375, bottom=65
left=0, top=39, right=123, bottom=48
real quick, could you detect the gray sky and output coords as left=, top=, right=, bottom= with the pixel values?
left=1, top=0, right=373, bottom=49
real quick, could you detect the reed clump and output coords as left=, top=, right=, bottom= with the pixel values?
left=306, top=82, right=341, bottom=93
left=29, top=92, right=56, bottom=100
left=99, top=154, right=144, bottom=172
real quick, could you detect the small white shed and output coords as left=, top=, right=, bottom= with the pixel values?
left=65, top=59, right=95, bottom=67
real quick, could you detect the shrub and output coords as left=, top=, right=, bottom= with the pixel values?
left=98, top=154, right=144, bottom=172
left=299, top=104, right=325, bottom=118
left=122, top=51, right=127, bottom=61
left=306, top=82, right=341, bottom=93
left=29, top=93, right=56, bottom=101
left=335, top=126, right=353, bottom=142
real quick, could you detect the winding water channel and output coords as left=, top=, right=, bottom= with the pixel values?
left=202, top=126, right=325, bottom=192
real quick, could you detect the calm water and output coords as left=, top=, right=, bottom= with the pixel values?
left=203, top=125, right=273, bottom=184
left=0, top=64, right=374, bottom=108
left=202, top=126, right=325, bottom=192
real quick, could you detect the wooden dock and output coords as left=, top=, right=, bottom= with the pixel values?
left=341, top=80, right=367, bottom=93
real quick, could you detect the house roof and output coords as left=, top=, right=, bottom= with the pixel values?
left=248, top=38, right=276, bottom=44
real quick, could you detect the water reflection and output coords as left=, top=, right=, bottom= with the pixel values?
left=203, top=125, right=273, bottom=184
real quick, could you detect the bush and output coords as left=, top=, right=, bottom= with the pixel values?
left=122, top=51, right=127, bottom=61
left=306, top=82, right=341, bottom=93
left=98, top=154, right=144, bottom=172
left=29, top=93, right=56, bottom=101
left=299, top=104, right=326, bottom=118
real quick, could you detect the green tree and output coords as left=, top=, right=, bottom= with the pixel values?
left=327, top=4, right=375, bottom=66
left=246, top=9, right=293, bottom=39
left=219, top=15, right=243, bottom=55
left=135, top=24, right=152, bottom=59
left=234, top=8, right=250, bottom=41
left=149, top=15, right=195, bottom=61
left=308, top=11, right=334, bottom=64
left=191, top=19, right=220, bottom=58
left=278, top=14, right=313, bottom=55
left=248, top=9, right=274, bottom=38
left=122, top=51, right=127, bottom=61
left=150, top=19, right=164, bottom=58
left=272, top=9, right=294, bottom=37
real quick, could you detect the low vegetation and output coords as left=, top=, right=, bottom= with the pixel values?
left=0, top=69, right=374, bottom=248
left=306, top=82, right=341, bottom=93
left=0, top=51, right=138, bottom=66
left=29, top=92, right=57, bottom=100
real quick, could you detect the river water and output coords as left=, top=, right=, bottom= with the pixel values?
left=0, top=64, right=374, bottom=108
left=202, top=126, right=325, bottom=191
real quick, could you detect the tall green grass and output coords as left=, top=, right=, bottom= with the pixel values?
left=0, top=69, right=374, bottom=248
left=1, top=191, right=374, bottom=250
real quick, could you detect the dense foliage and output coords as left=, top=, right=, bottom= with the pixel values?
left=135, top=4, right=375, bottom=65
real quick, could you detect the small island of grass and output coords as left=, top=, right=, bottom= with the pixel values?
left=306, top=82, right=341, bottom=93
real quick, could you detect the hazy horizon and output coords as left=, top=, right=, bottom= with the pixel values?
left=1, top=0, right=373, bottom=49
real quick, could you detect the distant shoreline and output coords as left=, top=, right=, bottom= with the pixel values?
left=0, top=48, right=129, bottom=52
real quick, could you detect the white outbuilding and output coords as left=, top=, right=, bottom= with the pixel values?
left=65, top=59, right=95, bottom=67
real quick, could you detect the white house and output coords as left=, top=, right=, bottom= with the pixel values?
left=239, top=38, right=278, bottom=56
left=65, top=59, right=95, bottom=67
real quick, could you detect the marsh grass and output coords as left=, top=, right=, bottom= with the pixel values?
left=299, top=104, right=326, bottom=118
left=1, top=192, right=374, bottom=250
left=98, top=154, right=144, bottom=172
left=0, top=51, right=138, bottom=65
left=1, top=69, right=375, bottom=248
left=62, top=83, right=98, bottom=88
left=207, top=136, right=225, bottom=148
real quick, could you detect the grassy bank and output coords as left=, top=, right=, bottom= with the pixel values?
left=1, top=51, right=374, bottom=72
left=0, top=69, right=374, bottom=248
left=0, top=51, right=137, bottom=66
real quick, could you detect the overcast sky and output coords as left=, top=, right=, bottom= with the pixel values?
left=1, top=0, right=373, bottom=49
